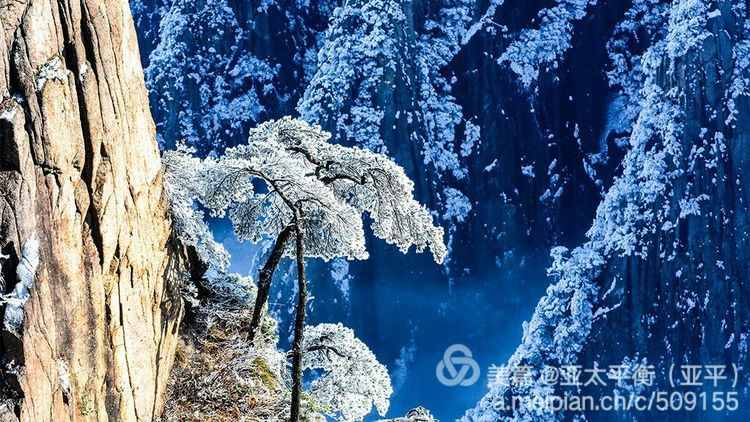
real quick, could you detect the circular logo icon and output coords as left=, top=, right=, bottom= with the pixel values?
left=436, top=344, right=480, bottom=387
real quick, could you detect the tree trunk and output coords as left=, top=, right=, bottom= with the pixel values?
left=289, top=226, right=307, bottom=422
left=248, top=224, right=294, bottom=343
left=0, top=1, right=183, bottom=421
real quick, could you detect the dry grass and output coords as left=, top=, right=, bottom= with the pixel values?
left=161, top=280, right=291, bottom=422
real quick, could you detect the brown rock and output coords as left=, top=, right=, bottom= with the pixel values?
left=0, top=1, right=183, bottom=421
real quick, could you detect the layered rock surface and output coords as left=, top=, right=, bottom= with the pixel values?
left=0, top=1, right=183, bottom=420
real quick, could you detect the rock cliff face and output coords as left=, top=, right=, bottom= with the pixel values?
left=466, top=1, right=750, bottom=420
left=584, top=2, right=750, bottom=418
left=0, top=1, right=182, bottom=421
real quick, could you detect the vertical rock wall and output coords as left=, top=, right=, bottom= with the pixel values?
left=0, top=0, right=182, bottom=420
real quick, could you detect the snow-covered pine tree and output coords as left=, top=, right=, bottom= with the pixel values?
left=164, top=116, right=446, bottom=420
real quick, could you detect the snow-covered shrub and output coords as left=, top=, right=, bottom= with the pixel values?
left=161, top=272, right=289, bottom=421
left=35, top=56, right=69, bottom=92
left=162, top=144, right=230, bottom=272
left=303, top=323, right=393, bottom=421
left=442, top=187, right=472, bottom=223
left=163, top=275, right=394, bottom=421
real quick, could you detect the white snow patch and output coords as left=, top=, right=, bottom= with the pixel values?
left=2, top=236, right=40, bottom=335
left=0, top=107, right=16, bottom=122
left=442, top=188, right=472, bottom=223
left=36, top=57, right=69, bottom=92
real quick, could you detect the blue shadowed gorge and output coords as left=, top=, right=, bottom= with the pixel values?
left=132, top=1, right=750, bottom=420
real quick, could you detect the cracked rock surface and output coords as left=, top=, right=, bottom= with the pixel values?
left=0, top=1, right=183, bottom=420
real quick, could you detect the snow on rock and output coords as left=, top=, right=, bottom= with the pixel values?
left=2, top=236, right=40, bottom=335
left=464, top=1, right=718, bottom=418
left=35, top=56, right=69, bottom=92
left=442, top=187, right=472, bottom=223
left=521, top=164, right=535, bottom=178
left=499, top=0, right=598, bottom=86
left=461, top=119, right=481, bottom=157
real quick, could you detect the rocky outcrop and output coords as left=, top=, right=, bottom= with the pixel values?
left=383, top=407, right=437, bottom=422
left=0, top=0, right=183, bottom=421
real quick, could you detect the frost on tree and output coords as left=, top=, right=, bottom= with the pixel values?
left=163, top=116, right=446, bottom=343
left=302, top=323, right=393, bottom=421
left=145, top=0, right=280, bottom=154
left=164, top=117, right=446, bottom=265
left=163, top=149, right=230, bottom=272
left=164, top=116, right=446, bottom=420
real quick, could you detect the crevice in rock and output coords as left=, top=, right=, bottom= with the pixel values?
left=0, top=244, right=22, bottom=419
left=56, top=0, right=106, bottom=270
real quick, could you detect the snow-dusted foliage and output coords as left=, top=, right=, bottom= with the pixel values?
left=162, top=270, right=291, bottom=421
left=299, top=0, right=481, bottom=180
left=298, top=0, right=406, bottom=153
left=303, top=323, right=393, bottom=421
left=664, top=0, right=710, bottom=59
left=35, top=56, right=69, bottom=92
left=163, top=117, right=446, bottom=263
left=442, top=187, right=472, bottom=223
left=145, top=0, right=279, bottom=154
left=2, top=237, right=40, bottom=335
left=498, top=0, right=598, bottom=86
left=465, top=1, right=723, bottom=418
left=162, top=145, right=230, bottom=271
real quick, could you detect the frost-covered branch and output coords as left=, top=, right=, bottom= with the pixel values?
left=162, top=145, right=230, bottom=272
left=164, top=117, right=447, bottom=263
left=302, top=323, right=393, bottom=421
